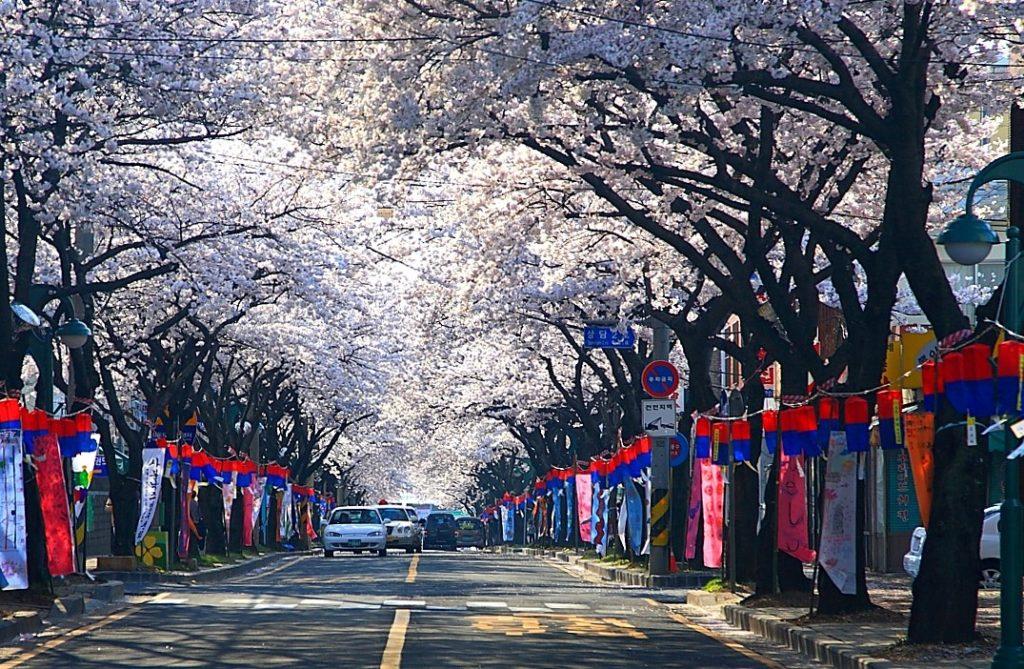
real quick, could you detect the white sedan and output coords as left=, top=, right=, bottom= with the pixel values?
left=322, top=507, right=388, bottom=557
left=903, top=505, right=1001, bottom=588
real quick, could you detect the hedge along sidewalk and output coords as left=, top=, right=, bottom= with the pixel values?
left=95, top=549, right=318, bottom=585
left=494, top=545, right=716, bottom=589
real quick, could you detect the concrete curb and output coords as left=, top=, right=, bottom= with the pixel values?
left=723, top=604, right=894, bottom=669
left=94, top=550, right=315, bottom=585
left=496, top=546, right=715, bottom=589
left=48, top=594, right=86, bottom=618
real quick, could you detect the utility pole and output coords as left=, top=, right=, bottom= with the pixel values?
left=993, top=102, right=1024, bottom=669
left=649, top=320, right=673, bottom=576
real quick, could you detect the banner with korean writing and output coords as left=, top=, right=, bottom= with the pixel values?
left=134, top=448, right=166, bottom=545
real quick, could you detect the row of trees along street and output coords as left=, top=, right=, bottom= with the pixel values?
left=311, top=0, right=1024, bottom=646
left=3, top=0, right=1024, bottom=650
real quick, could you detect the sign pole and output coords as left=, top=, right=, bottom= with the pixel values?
left=649, top=321, right=673, bottom=577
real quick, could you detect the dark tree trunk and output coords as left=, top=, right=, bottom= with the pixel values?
left=108, top=484, right=139, bottom=556
left=22, top=471, right=49, bottom=588
left=229, top=494, right=245, bottom=552
left=756, top=359, right=812, bottom=594
left=733, top=381, right=766, bottom=584
left=200, top=486, right=226, bottom=555
left=908, top=401, right=987, bottom=642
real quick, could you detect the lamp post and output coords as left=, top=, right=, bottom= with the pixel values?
left=937, top=151, right=1024, bottom=669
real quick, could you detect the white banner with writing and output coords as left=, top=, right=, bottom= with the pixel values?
left=134, top=448, right=167, bottom=545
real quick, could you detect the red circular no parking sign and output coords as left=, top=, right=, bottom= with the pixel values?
left=642, top=360, right=679, bottom=398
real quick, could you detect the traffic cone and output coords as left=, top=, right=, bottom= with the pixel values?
left=669, top=553, right=679, bottom=573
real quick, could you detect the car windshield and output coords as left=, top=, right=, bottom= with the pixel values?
left=457, top=519, right=480, bottom=531
left=378, top=508, right=408, bottom=522
left=329, top=509, right=380, bottom=525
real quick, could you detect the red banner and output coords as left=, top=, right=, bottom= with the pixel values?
left=34, top=434, right=75, bottom=576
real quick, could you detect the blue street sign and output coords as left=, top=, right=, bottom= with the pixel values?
left=583, top=326, right=636, bottom=349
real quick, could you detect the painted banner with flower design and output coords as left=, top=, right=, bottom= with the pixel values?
left=134, top=448, right=166, bottom=546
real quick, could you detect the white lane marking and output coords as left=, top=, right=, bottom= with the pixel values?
left=465, top=601, right=508, bottom=609
left=296, top=598, right=381, bottom=609
left=508, top=606, right=548, bottom=613
left=223, top=598, right=262, bottom=605
left=595, top=609, right=631, bottom=615
left=544, top=602, right=588, bottom=610
left=254, top=602, right=298, bottom=610
left=382, top=599, right=426, bottom=608
left=147, top=597, right=188, bottom=605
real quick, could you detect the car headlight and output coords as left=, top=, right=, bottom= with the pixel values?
left=327, top=531, right=341, bottom=537
left=368, top=530, right=383, bottom=537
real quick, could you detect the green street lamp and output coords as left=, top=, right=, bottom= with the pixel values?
left=938, top=151, right=1024, bottom=669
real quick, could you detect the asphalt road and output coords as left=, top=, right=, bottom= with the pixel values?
left=0, top=551, right=808, bottom=668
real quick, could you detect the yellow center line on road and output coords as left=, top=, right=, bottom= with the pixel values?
left=379, top=609, right=410, bottom=669
left=405, top=555, right=419, bottom=584
left=0, top=592, right=172, bottom=669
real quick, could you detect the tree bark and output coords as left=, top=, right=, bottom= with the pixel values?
left=908, top=404, right=986, bottom=641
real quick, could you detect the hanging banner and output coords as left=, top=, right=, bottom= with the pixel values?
left=33, top=434, right=74, bottom=577
left=819, top=432, right=857, bottom=594
left=134, top=448, right=167, bottom=546
left=242, top=485, right=255, bottom=547
left=590, top=478, right=602, bottom=543
left=574, top=473, right=592, bottom=543
left=177, top=461, right=192, bottom=560
left=280, top=484, right=293, bottom=541
left=251, top=477, right=266, bottom=545
left=0, top=430, right=27, bottom=590
left=904, top=412, right=935, bottom=527
left=552, top=489, right=564, bottom=542
left=564, top=477, right=575, bottom=542
left=222, top=478, right=236, bottom=541
left=594, top=487, right=609, bottom=556
left=700, top=459, right=724, bottom=568
left=641, top=473, right=651, bottom=555
left=778, top=454, right=816, bottom=563
left=617, top=491, right=628, bottom=551
left=684, top=460, right=702, bottom=560
left=71, top=449, right=98, bottom=555
left=757, top=440, right=774, bottom=533
left=501, top=506, right=514, bottom=542
left=625, top=478, right=644, bottom=556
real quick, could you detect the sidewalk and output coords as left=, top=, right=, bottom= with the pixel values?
left=93, top=548, right=316, bottom=585
left=0, top=575, right=126, bottom=646
left=495, top=545, right=715, bottom=588
left=682, top=571, right=998, bottom=669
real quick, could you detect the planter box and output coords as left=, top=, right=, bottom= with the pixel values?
left=95, top=556, right=136, bottom=572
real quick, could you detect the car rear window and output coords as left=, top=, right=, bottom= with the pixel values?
left=457, top=519, right=481, bottom=531
left=330, top=509, right=380, bottom=525
left=427, top=514, right=455, bottom=526
left=379, top=508, right=408, bottom=522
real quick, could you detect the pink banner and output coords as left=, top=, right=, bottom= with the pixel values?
left=778, top=454, right=816, bottom=563
left=684, top=459, right=702, bottom=560
left=700, top=459, right=724, bottom=568
left=34, top=434, right=75, bottom=577
left=574, top=474, right=592, bottom=543
left=242, top=487, right=254, bottom=547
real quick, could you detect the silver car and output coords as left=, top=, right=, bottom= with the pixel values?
left=322, top=507, right=387, bottom=557
left=375, top=505, right=423, bottom=553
